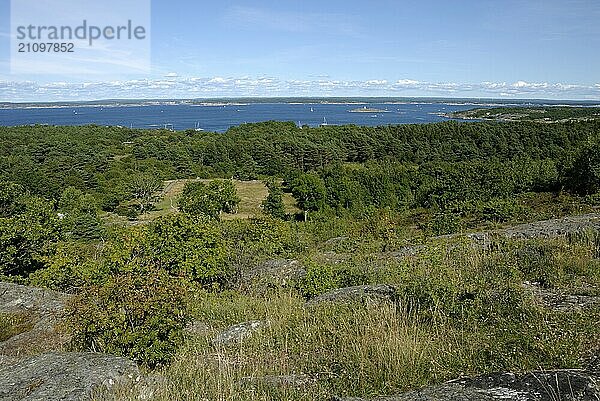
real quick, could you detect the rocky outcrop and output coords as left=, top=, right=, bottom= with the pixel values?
left=241, top=259, right=306, bottom=287
left=0, top=282, right=71, bottom=357
left=0, top=352, right=141, bottom=401
left=523, top=282, right=600, bottom=312
left=332, top=367, right=600, bottom=401
left=240, top=374, right=314, bottom=388
left=213, top=321, right=267, bottom=345
left=0, top=282, right=68, bottom=315
left=468, top=213, right=600, bottom=242
left=308, top=285, right=398, bottom=306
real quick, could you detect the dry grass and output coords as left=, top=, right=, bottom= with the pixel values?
left=96, top=236, right=600, bottom=401
left=146, top=179, right=299, bottom=221
left=106, top=292, right=465, bottom=401
left=104, top=179, right=300, bottom=225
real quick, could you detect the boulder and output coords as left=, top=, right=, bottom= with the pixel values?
left=523, top=281, right=600, bottom=312
left=213, top=321, right=267, bottom=345
left=240, top=374, right=314, bottom=388
left=0, top=352, right=141, bottom=401
left=242, top=259, right=306, bottom=287
left=332, top=368, right=600, bottom=401
left=0, top=282, right=69, bottom=316
left=0, top=282, right=71, bottom=356
left=308, top=285, right=398, bottom=306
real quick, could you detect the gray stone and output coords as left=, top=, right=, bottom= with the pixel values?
left=0, top=352, right=141, bottom=401
left=242, top=259, right=306, bottom=287
left=184, top=320, right=211, bottom=336
left=0, top=282, right=71, bottom=356
left=332, top=368, right=600, bottom=401
left=240, top=374, right=314, bottom=388
left=308, top=285, right=398, bottom=305
left=213, top=321, right=267, bottom=345
left=324, top=237, right=349, bottom=245
left=466, top=213, right=600, bottom=242
left=523, top=282, right=600, bottom=312
left=0, top=282, right=69, bottom=316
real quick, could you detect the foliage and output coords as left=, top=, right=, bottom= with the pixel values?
left=58, top=187, right=102, bottom=240
left=478, top=198, right=524, bottom=223
left=67, top=267, right=191, bottom=368
left=144, top=214, right=228, bottom=286
left=568, top=141, right=600, bottom=195
left=297, top=262, right=337, bottom=298
left=129, top=173, right=162, bottom=214
left=0, top=193, right=62, bottom=277
left=289, top=173, right=326, bottom=220
left=29, top=241, right=108, bottom=292
left=428, top=212, right=462, bottom=235
left=179, top=180, right=240, bottom=219
left=261, top=179, right=286, bottom=219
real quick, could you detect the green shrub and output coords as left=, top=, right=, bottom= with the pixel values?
left=146, top=214, right=228, bottom=286
left=102, top=215, right=229, bottom=288
left=114, top=203, right=140, bottom=220
left=584, top=192, right=600, bottom=206
left=67, top=268, right=191, bottom=368
left=428, top=212, right=462, bottom=236
left=478, top=198, right=523, bottom=223
left=297, top=262, right=337, bottom=298
left=29, top=242, right=109, bottom=292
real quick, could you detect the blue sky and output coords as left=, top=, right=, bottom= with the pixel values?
left=1, top=0, right=600, bottom=101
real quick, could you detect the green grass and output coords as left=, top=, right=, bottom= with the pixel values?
left=0, top=312, right=34, bottom=342
left=104, top=179, right=301, bottom=225
left=102, top=234, right=600, bottom=400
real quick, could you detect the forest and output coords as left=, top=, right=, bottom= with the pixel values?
left=1, top=117, right=599, bottom=399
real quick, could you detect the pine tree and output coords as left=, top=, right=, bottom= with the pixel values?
left=261, top=180, right=286, bottom=219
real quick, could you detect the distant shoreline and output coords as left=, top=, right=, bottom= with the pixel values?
left=2, top=97, right=599, bottom=110
left=349, top=107, right=390, bottom=113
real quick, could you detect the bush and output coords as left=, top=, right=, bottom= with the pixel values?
left=114, top=203, right=140, bottom=220
left=67, top=268, right=191, bottom=368
left=297, top=262, right=338, bottom=298
left=179, top=180, right=240, bottom=219
left=478, top=198, right=523, bottom=223
left=29, top=242, right=109, bottom=292
left=428, top=212, right=462, bottom=236
left=146, top=214, right=228, bottom=286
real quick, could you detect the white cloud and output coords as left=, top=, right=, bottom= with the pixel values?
left=164, top=72, right=179, bottom=78
left=365, top=80, right=388, bottom=86
left=1, top=77, right=599, bottom=102
left=395, top=79, right=421, bottom=86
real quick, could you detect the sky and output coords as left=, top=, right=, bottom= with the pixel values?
left=1, top=0, right=599, bottom=101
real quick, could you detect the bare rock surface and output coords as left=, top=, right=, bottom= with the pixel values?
left=466, top=213, right=600, bottom=242
left=332, top=368, right=600, bottom=401
left=0, top=282, right=71, bottom=356
left=0, top=352, right=141, bottom=401
left=213, top=320, right=267, bottom=345
left=523, top=282, right=600, bottom=312
left=308, top=285, right=398, bottom=305
left=498, top=213, right=600, bottom=239
left=0, top=283, right=149, bottom=401
left=242, top=259, right=306, bottom=287
left=0, top=282, right=69, bottom=316
left=240, top=374, right=315, bottom=388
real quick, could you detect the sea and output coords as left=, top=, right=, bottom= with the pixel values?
left=0, top=99, right=596, bottom=133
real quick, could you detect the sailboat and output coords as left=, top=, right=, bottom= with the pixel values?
left=320, top=117, right=329, bottom=127
left=194, top=122, right=204, bottom=131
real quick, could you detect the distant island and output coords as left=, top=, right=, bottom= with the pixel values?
left=349, top=106, right=390, bottom=113
left=450, top=106, right=600, bottom=123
